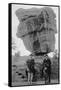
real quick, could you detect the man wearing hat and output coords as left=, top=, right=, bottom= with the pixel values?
left=42, top=54, right=51, bottom=84
left=26, top=54, right=35, bottom=84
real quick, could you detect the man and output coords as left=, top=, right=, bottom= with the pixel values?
left=42, top=54, right=51, bottom=84
left=26, top=55, right=35, bottom=84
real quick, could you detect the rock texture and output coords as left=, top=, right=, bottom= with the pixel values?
left=16, top=7, right=57, bottom=55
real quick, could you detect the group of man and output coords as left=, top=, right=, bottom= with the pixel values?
left=26, top=54, right=51, bottom=84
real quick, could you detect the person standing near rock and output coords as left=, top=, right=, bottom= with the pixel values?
left=26, top=54, right=35, bottom=84
left=42, top=54, right=51, bottom=84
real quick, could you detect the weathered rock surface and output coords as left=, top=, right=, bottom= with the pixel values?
left=16, top=7, right=57, bottom=55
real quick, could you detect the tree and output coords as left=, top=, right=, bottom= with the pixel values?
left=12, top=37, right=17, bottom=55
left=53, top=50, right=58, bottom=59
left=15, top=51, right=20, bottom=57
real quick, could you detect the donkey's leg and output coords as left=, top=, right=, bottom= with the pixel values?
left=30, top=73, right=33, bottom=84
left=28, top=72, right=31, bottom=84
left=48, top=75, right=51, bottom=84
left=28, top=72, right=29, bottom=83
left=45, top=74, right=48, bottom=84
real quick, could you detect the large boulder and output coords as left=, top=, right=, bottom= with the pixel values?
left=16, top=7, right=57, bottom=55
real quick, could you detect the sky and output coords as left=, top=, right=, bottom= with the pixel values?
left=12, top=4, right=59, bottom=57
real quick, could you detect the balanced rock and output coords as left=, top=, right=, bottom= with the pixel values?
left=16, top=7, right=57, bottom=55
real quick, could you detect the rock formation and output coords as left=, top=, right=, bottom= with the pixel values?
left=16, top=7, right=57, bottom=56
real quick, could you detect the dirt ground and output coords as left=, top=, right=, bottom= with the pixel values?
left=12, top=79, right=59, bottom=86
